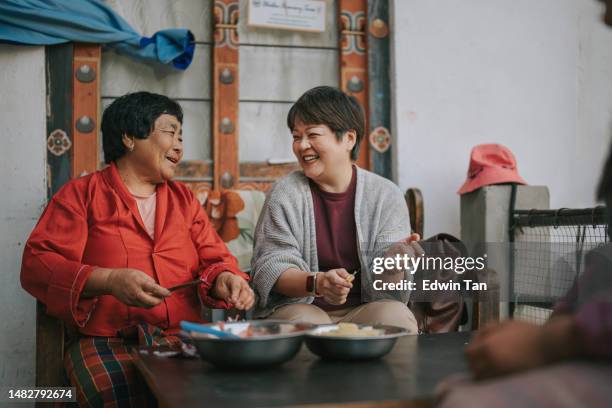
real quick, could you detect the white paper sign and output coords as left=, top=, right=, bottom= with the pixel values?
left=247, top=0, right=326, bottom=33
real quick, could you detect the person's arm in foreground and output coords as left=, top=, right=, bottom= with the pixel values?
left=465, top=297, right=612, bottom=380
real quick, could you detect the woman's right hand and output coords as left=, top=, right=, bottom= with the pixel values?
left=317, top=269, right=353, bottom=305
left=104, top=268, right=170, bottom=308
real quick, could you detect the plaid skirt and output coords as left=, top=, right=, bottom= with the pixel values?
left=64, top=324, right=183, bottom=408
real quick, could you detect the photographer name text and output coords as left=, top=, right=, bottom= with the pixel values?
left=372, top=279, right=487, bottom=291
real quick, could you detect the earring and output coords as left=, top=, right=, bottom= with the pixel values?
left=128, top=144, right=134, bottom=152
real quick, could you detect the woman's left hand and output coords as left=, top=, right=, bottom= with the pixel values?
left=211, top=272, right=255, bottom=310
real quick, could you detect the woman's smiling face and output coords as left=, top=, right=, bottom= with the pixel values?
left=291, top=120, right=355, bottom=184
left=129, top=114, right=183, bottom=183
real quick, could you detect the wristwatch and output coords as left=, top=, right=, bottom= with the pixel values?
left=305, top=272, right=320, bottom=296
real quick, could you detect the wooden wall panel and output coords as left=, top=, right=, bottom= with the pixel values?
left=101, top=44, right=212, bottom=99
left=239, top=102, right=294, bottom=162
left=114, top=0, right=213, bottom=43
left=367, top=0, right=392, bottom=179
left=240, top=162, right=300, bottom=178
left=181, top=101, right=213, bottom=161
left=235, top=181, right=274, bottom=193
left=339, top=0, right=370, bottom=170
left=176, top=160, right=212, bottom=179
left=175, top=161, right=299, bottom=182
left=239, top=46, right=338, bottom=101
left=72, top=44, right=101, bottom=177
left=213, top=0, right=240, bottom=189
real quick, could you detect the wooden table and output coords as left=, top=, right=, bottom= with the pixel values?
left=134, top=332, right=471, bottom=408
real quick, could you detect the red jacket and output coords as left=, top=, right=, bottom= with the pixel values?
left=21, top=163, right=247, bottom=337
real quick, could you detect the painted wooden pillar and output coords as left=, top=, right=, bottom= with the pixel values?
left=40, top=43, right=100, bottom=388
left=39, top=43, right=75, bottom=388
left=212, top=0, right=240, bottom=190
left=339, top=0, right=370, bottom=170
left=72, top=43, right=101, bottom=177
left=367, top=0, right=392, bottom=179
left=46, top=44, right=74, bottom=197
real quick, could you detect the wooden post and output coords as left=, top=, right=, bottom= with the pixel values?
left=367, top=0, right=392, bottom=179
left=37, top=43, right=76, bottom=392
left=46, top=44, right=74, bottom=196
left=212, top=1, right=240, bottom=190
left=72, top=43, right=101, bottom=177
left=38, top=42, right=101, bottom=391
left=339, top=0, right=370, bottom=170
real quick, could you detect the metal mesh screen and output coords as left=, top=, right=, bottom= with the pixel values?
left=510, top=208, right=608, bottom=324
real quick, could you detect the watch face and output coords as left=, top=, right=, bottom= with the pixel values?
left=306, top=274, right=315, bottom=293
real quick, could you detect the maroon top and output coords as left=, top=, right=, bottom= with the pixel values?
left=310, top=166, right=362, bottom=311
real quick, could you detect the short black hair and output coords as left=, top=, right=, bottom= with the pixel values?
left=287, top=86, right=365, bottom=161
left=102, top=92, right=183, bottom=164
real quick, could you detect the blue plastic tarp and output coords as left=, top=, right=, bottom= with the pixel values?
left=0, top=0, right=195, bottom=70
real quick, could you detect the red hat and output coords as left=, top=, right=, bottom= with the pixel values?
left=457, top=144, right=527, bottom=195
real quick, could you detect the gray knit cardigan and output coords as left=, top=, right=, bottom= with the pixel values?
left=251, top=167, right=412, bottom=318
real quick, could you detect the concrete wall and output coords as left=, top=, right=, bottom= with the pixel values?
left=393, top=0, right=612, bottom=237
left=0, top=45, right=46, bottom=387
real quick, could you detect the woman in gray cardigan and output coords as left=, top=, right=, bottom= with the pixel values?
left=251, top=86, right=418, bottom=332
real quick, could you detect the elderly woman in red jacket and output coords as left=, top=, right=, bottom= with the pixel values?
left=21, top=92, right=253, bottom=407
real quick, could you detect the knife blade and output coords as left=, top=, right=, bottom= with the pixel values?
left=167, top=279, right=202, bottom=292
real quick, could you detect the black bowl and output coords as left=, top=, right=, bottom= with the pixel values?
left=304, top=324, right=408, bottom=361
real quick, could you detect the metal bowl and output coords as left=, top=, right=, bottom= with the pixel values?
left=185, top=320, right=315, bottom=368
left=305, top=324, right=408, bottom=361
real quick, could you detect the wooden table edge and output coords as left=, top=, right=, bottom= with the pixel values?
left=131, top=349, right=174, bottom=408
left=287, top=399, right=434, bottom=408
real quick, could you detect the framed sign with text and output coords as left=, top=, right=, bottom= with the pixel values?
left=247, top=0, right=326, bottom=32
